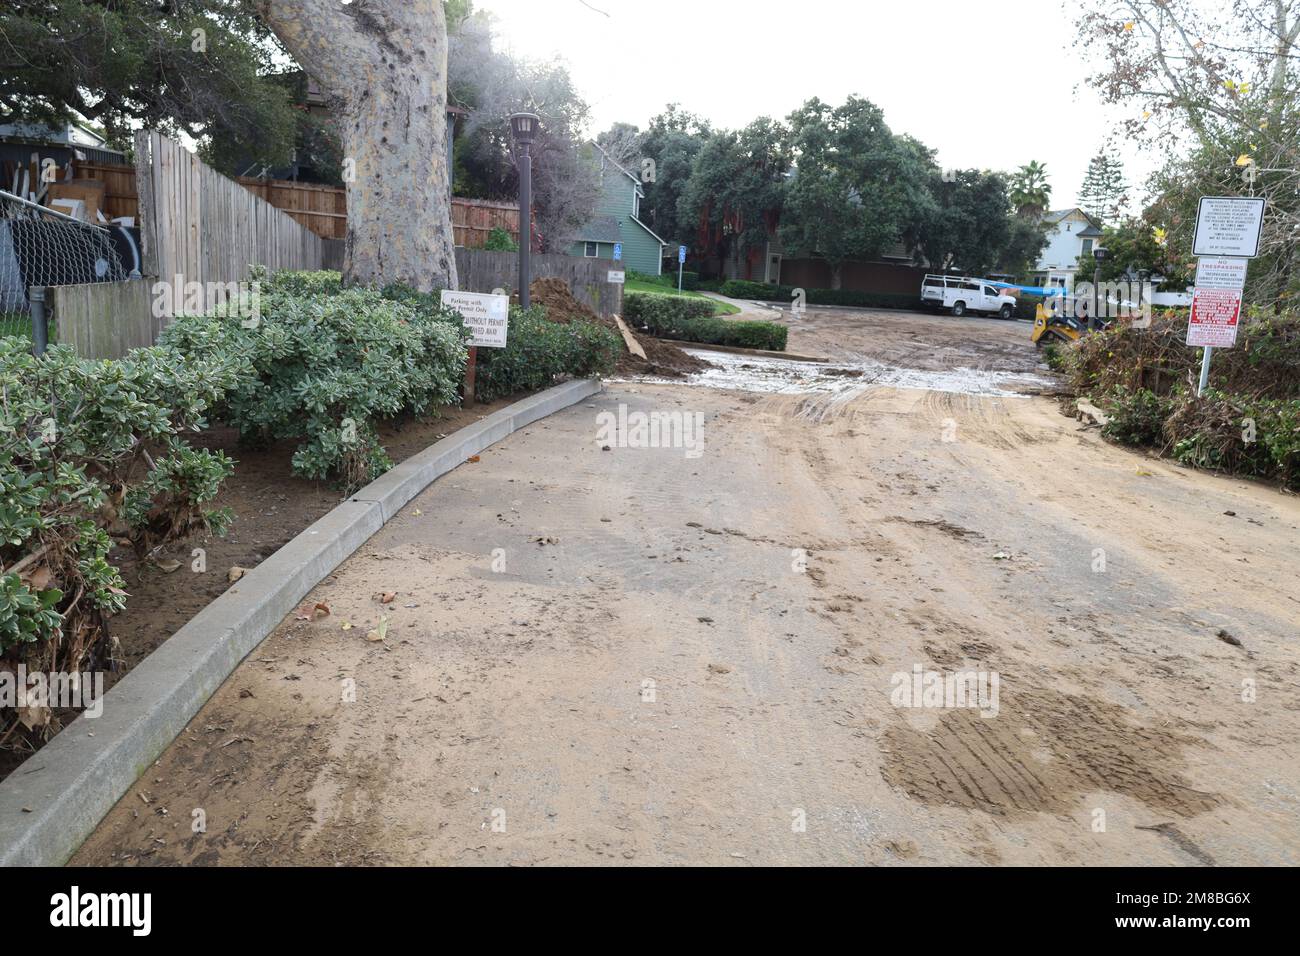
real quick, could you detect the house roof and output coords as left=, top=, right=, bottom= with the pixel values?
left=591, top=140, right=642, bottom=193
left=1044, top=208, right=1104, bottom=230
left=578, top=215, right=622, bottom=243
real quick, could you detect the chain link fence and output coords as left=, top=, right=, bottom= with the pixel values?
left=0, top=189, right=129, bottom=340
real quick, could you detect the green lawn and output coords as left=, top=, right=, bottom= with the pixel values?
left=624, top=278, right=741, bottom=316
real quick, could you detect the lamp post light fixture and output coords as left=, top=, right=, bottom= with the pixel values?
left=510, top=112, right=540, bottom=309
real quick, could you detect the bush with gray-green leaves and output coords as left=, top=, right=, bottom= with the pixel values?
left=161, top=268, right=468, bottom=491
left=0, top=338, right=238, bottom=695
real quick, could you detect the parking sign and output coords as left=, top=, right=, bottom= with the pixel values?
left=678, top=245, right=687, bottom=264
left=613, top=242, right=622, bottom=261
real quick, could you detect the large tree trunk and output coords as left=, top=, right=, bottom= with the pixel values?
left=256, top=0, right=458, bottom=291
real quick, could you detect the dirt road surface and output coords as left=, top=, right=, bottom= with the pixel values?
left=75, top=308, right=1300, bottom=866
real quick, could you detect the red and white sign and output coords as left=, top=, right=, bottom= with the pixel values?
left=1186, top=287, right=1242, bottom=348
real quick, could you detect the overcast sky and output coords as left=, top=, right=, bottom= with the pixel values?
left=480, top=0, right=1157, bottom=210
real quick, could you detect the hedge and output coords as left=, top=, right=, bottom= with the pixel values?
left=474, top=305, right=621, bottom=402
left=718, top=279, right=916, bottom=311
left=624, top=292, right=788, bottom=351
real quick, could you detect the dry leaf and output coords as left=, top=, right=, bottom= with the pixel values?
left=380, top=591, right=396, bottom=604
left=228, top=566, right=249, bottom=583
left=340, top=621, right=353, bottom=631
left=366, top=617, right=390, bottom=643
left=156, top=560, right=182, bottom=574
left=295, top=601, right=331, bottom=621
left=467, top=455, right=481, bottom=463
left=20, top=565, right=52, bottom=590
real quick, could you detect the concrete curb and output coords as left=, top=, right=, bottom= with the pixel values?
left=0, top=378, right=603, bottom=866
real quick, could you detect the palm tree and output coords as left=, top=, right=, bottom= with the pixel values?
left=1010, top=161, right=1052, bottom=219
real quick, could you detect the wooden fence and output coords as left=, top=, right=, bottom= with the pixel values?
left=455, top=248, right=623, bottom=319
left=236, top=177, right=347, bottom=240
left=452, top=199, right=521, bottom=249
left=75, top=158, right=520, bottom=247
left=49, top=278, right=155, bottom=359
left=134, top=131, right=330, bottom=319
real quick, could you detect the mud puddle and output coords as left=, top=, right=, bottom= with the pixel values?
left=616, top=348, right=1055, bottom=398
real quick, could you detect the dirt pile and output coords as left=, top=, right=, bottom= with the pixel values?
left=523, top=277, right=598, bottom=325
left=524, top=277, right=711, bottom=378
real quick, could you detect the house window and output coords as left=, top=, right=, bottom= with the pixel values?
left=584, top=242, right=598, bottom=257
left=1081, top=239, right=1094, bottom=256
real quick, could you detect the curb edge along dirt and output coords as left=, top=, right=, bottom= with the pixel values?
left=0, top=378, right=604, bottom=866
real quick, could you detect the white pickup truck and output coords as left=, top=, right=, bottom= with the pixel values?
left=921, top=274, right=1018, bottom=319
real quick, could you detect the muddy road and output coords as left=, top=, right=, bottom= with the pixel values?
left=76, top=307, right=1300, bottom=866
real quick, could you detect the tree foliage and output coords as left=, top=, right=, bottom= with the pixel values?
left=680, top=117, right=791, bottom=267
left=0, top=0, right=300, bottom=170
left=1009, top=160, right=1053, bottom=219
left=778, top=97, right=934, bottom=287
left=1078, top=150, right=1128, bottom=223
left=1078, top=0, right=1300, bottom=307
left=447, top=4, right=598, bottom=251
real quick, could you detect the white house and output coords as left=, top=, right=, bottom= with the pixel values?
left=1031, top=208, right=1103, bottom=290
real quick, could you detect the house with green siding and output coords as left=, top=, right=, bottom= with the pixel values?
left=568, top=142, right=668, bottom=275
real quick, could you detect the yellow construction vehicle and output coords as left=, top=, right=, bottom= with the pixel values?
left=1030, top=297, right=1098, bottom=347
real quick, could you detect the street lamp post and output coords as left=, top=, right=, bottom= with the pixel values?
left=510, top=112, right=539, bottom=310
left=1091, top=246, right=1111, bottom=332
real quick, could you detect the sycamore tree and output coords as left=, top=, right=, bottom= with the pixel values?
left=1078, top=0, right=1300, bottom=306
left=256, top=0, right=457, bottom=290
left=0, top=0, right=300, bottom=169
left=779, top=96, right=931, bottom=289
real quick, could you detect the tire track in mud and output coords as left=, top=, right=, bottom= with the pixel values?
left=880, top=686, right=1221, bottom=819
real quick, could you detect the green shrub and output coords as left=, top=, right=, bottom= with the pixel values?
left=1166, top=391, right=1300, bottom=488
left=624, top=292, right=715, bottom=326
left=1099, top=387, right=1173, bottom=446
left=483, top=227, right=518, bottom=252
left=627, top=269, right=670, bottom=287
left=474, top=306, right=621, bottom=402
left=162, top=268, right=467, bottom=491
left=625, top=292, right=788, bottom=351
left=0, top=339, right=237, bottom=682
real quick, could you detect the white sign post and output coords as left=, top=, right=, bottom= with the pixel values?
left=441, top=290, right=510, bottom=406
left=1189, top=198, right=1264, bottom=395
